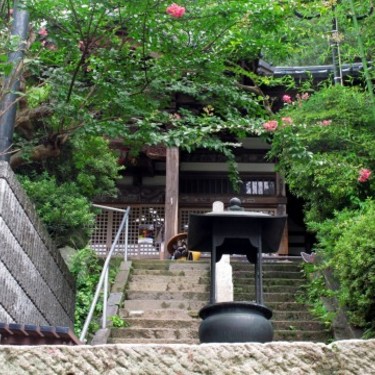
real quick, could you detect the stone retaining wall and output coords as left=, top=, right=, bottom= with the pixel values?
left=0, top=162, right=75, bottom=328
left=0, top=340, right=374, bottom=374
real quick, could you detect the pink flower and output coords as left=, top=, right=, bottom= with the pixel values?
left=358, top=168, right=372, bottom=183
left=166, top=3, right=186, bottom=18
left=263, top=120, right=278, bottom=132
left=171, top=113, right=181, bottom=120
left=301, top=92, right=310, bottom=100
left=281, top=117, right=293, bottom=125
left=320, top=120, right=332, bottom=126
left=282, top=95, right=292, bottom=104
left=38, top=27, right=48, bottom=37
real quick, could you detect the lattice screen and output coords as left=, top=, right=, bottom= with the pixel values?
left=90, top=205, right=278, bottom=258
left=90, top=205, right=164, bottom=258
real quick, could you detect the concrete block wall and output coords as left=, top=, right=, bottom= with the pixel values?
left=0, top=162, right=75, bottom=328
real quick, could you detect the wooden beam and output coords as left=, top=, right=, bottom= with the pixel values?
left=164, top=147, right=180, bottom=259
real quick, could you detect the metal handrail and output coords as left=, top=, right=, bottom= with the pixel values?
left=79, top=205, right=131, bottom=343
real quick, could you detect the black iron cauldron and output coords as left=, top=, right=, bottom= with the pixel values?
left=199, top=302, right=273, bottom=343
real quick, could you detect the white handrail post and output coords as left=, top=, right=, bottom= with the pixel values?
left=124, top=211, right=129, bottom=262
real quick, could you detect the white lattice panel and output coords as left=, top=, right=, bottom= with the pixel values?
left=90, top=205, right=164, bottom=259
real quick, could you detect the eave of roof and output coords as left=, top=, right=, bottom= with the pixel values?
left=258, top=59, right=369, bottom=79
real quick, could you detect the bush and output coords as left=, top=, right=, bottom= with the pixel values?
left=19, top=174, right=95, bottom=248
left=69, top=247, right=102, bottom=336
left=308, top=200, right=375, bottom=336
left=267, top=85, right=375, bottom=223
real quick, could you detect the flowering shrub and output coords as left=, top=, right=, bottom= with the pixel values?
left=358, top=168, right=372, bottom=183
left=269, top=85, right=375, bottom=337
left=282, top=94, right=292, bottom=104
left=262, top=120, right=278, bottom=131
left=268, top=85, right=375, bottom=223
left=166, top=3, right=186, bottom=18
left=319, top=120, right=332, bottom=126
left=281, top=117, right=293, bottom=125
left=38, top=27, right=48, bottom=37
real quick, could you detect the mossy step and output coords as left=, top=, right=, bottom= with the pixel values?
left=110, top=327, right=199, bottom=340
left=235, top=278, right=305, bottom=287
left=125, top=290, right=209, bottom=301
left=232, top=263, right=302, bottom=273
left=271, top=310, right=318, bottom=321
left=124, top=318, right=200, bottom=330
left=234, top=285, right=302, bottom=294
left=108, top=337, right=200, bottom=345
left=264, top=302, right=311, bottom=311
left=233, top=270, right=304, bottom=279
left=273, top=329, right=332, bottom=343
left=127, top=282, right=209, bottom=293
left=121, top=299, right=206, bottom=311
left=121, top=318, right=324, bottom=332
left=129, top=275, right=209, bottom=284
left=271, top=320, right=328, bottom=331
left=121, top=300, right=309, bottom=312
left=131, top=260, right=209, bottom=271
left=235, top=292, right=304, bottom=303
left=120, top=308, right=199, bottom=320
left=131, top=269, right=210, bottom=277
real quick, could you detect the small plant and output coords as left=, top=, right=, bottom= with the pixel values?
left=110, top=315, right=129, bottom=328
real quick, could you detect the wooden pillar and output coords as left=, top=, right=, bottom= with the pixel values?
left=164, top=147, right=179, bottom=259
left=276, top=173, right=289, bottom=255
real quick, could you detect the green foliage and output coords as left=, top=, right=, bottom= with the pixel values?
left=267, top=85, right=375, bottom=223
left=110, top=315, right=129, bottom=328
left=43, top=135, right=122, bottom=199
left=69, top=247, right=121, bottom=337
left=298, top=263, right=336, bottom=330
left=307, top=200, right=375, bottom=336
left=19, top=174, right=95, bottom=248
left=266, top=85, right=375, bottom=336
left=69, top=247, right=102, bottom=336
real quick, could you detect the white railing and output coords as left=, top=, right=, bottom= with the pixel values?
left=79, top=205, right=130, bottom=343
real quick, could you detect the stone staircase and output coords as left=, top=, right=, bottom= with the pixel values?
left=233, top=259, right=332, bottom=342
left=109, top=260, right=207, bottom=344
left=108, top=258, right=332, bottom=344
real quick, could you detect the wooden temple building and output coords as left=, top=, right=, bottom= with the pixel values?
left=90, top=61, right=365, bottom=259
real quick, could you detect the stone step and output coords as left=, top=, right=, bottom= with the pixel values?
left=129, top=275, right=209, bottom=284
left=108, top=337, right=200, bottom=345
left=234, top=285, right=302, bottom=294
left=232, top=263, right=302, bottom=273
left=121, top=307, right=318, bottom=321
left=235, top=292, right=304, bottom=303
left=124, top=318, right=200, bottom=330
left=127, top=281, right=209, bottom=293
left=109, top=328, right=330, bottom=344
left=121, top=299, right=206, bottom=312
left=121, top=308, right=198, bottom=320
left=131, top=260, right=209, bottom=271
left=273, top=329, right=331, bottom=343
left=235, top=278, right=305, bottom=287
left=121, top=300, right=309, bottom=312
left=111, top=327, right=199, bottom=340
left=131, top=269, right=210, bottom=277
left=122, top=318, right=324, bottom=332
left=125, top=290, right=209, bottom=301
left=271, top=310, right=318, bottom=321
left=233, top=270, right=304, bottom=279
left=271, top=320, right=327, bottom=331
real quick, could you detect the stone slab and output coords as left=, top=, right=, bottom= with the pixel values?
left=0, top=340, right=374, bottom=374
